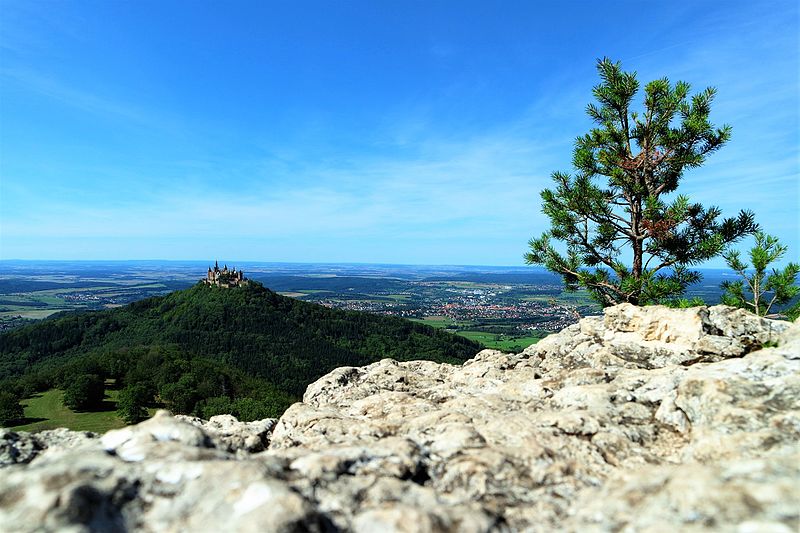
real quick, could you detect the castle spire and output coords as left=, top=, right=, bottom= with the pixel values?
left=203, top=260, right=247, bottom=287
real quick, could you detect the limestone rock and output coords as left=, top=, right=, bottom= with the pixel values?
left=0, top=415, right=325, bottom=532
left=175, top=413, right=277, bottom=454
left=1, top=305, right=798, bottom=532
left=524, top=303, right=789, bottom=372
left=1, top=427, right=97, bottom=467
left=565, top=454, right=800, bottom=532
left=101, top=410, right=222, bottom=462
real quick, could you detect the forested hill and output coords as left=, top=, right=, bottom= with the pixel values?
left=0, top=282, right=481, bottom=420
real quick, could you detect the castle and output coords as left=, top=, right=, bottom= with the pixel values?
left=203, top=261, right=247, bottom=287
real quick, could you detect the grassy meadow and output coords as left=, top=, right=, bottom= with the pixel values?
left=9, top=388, right=125, bottom=433
left=412, top=317, right=542, bottom=352
left=8, top=385, right=157, bottom=433
left=455, top=331, right=542, bottom=352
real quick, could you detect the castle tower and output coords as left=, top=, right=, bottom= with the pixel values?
left=203, top=261, right=246, bottom=287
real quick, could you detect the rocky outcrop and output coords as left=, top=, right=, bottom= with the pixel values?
left=173, top=414, right=276, bottom=454
left=0, top=427, right=97, bottom=467
left=1, top=304, right=798, bottom=532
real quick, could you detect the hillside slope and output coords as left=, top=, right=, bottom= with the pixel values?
left=0, top=282, right=481, bottom=409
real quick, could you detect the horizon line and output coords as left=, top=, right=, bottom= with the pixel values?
left=0, top=258, right=742, bottom=271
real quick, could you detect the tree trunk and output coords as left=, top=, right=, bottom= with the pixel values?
left=632, top=238, right=643, bottom=280
left=630, top=199, right=643, bottom=305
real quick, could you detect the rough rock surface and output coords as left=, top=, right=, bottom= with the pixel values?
left=1, top=304, right=798, bottom=532
left=174, top=414, right=277, bottom=454
left=0, top=427, right=97, bottom=467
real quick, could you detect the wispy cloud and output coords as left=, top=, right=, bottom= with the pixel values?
left=2, top=122, right=559, bottom=241
left=0, top=68, right=183, bottom=134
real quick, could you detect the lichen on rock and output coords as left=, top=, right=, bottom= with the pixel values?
left=1, top=304, right=798, bottom=532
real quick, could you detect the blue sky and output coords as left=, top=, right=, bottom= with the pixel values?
left=1, top=0, right=797, bottom=266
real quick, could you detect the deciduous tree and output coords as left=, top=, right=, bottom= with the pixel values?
left=0, top=391, right=23, bottom=426
left=116, top=382, right=152, bottom=424
left=62, top=374, right=105, bottom=411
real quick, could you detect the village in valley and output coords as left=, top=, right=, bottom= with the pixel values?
left=312, top=280, right=583, bottom=332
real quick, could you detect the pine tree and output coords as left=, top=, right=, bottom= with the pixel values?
left=720, top=232, right=799, bottom=317
left=526, top=58, right=757, bottom=306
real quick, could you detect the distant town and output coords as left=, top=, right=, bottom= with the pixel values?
left=314, top=281, right=582, bottom=332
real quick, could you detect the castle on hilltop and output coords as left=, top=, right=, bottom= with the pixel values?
left=203, top=261, right=247, bottom=287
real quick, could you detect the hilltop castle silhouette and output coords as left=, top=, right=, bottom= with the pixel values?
left=203, top=261, right=247, bottom=287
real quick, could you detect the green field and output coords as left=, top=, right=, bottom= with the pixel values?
left=0, top=292, right=73, bottom=319
left=0, top=281, right=183, bottom=326
left=8, top=387, right=154, bottom=433
left=412, top=317, right=471, bottom=328
left=0, top=309, right=67, bottom=319
left=455, top=331, right=541, bottom=352
left=412, top=317, right=541, bottom=352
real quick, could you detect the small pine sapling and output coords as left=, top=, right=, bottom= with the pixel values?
left=720, top=231, right=800, bottom=317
